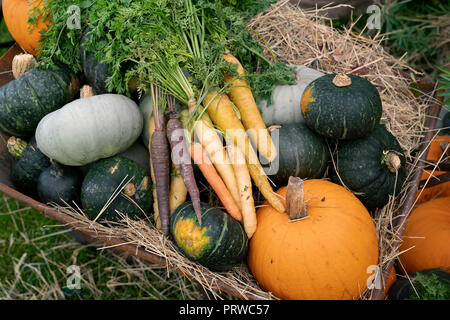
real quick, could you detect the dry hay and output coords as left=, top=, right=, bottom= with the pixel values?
left=52, top=1, right=442, bottom=300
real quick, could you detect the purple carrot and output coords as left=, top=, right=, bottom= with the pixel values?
left=151, top=106, right=171, bottom=236
left=166, top=96, right=202, bottom=226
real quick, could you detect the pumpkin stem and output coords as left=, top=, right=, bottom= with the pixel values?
left=385, top=152, right=402, bottom=173
left=80, top=85, right=94, bottom=98
left=286, top=176, right=308, bottom=221
left=12, top=54, right=35, bottom=79
left=332, top=73, right=352, bottom=87
left=7, top=137, right=28, bottom=160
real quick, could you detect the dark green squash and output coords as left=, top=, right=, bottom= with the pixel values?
left=80, top=28, right=111, bottom=95
left=37, top=162, right=83, bottom=206
left=81, top=156, right=152, bottom=223
left=301, top=73, right=382, bottom=140
left=0, top=65, right=78, bottom=137
left=388, top=268, right=450, bottom=300
left=8, top=136, right=51, bottom=196
left=330, top=124, right=407, bottom=211
left=170, top=201, right=248, bottom=272
left=272, top=122, right=329, bottom=185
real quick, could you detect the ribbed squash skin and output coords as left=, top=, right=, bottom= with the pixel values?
left=80, top=29, right=111, bottom=94
left=273, top=123, right=329, bottom=185
left=330, top=124, right=406, bottom=210
left=170, top=201, right=248, bottom=272
left=10, top=137, right=51, bottom=196
left=81, top=157, right=152, bottom=222
left=247, top=180, right=379, bottom=300
left=399, top=197, right=450, bottom=274
left=37, top=163, right=83, bottom=206
left=388, top=268, right=450, bottom=300
left=0, top=66, right=75, bottom=137
left=301, top=74, right=382, bottom=140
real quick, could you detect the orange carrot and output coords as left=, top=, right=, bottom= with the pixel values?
left=190, top=142, right=242, bottom=222
left=223, top=52, right=277, bottom=162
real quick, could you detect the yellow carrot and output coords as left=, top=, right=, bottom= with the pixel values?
left=223, top=52, right=277, bottom=162
left=169, top=163, right=188, bottom=213
left=204, top=90, right=285, bottom=213
left=226, top=139, right=257, bottom=238
left=184, top=100, right=242, bottom=210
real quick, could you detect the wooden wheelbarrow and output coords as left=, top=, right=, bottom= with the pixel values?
left=0, top=43, right=446, bottom=300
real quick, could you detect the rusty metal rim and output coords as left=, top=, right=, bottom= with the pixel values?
left=369, top=92, right=444, bottom=300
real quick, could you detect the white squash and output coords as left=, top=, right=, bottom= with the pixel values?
left=139, top=93, right=154, bottom=147
left=36, top=92, right=143, bottom=166
left=259, top=65, right=324, bottom=126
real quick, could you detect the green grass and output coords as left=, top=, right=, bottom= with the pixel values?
left=0, top=193, right=204, bottom=300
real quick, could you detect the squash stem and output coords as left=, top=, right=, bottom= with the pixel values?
left=286, top=176, right=308, bottom=221
left=385, top=152, right=401, bottom=173
left=332, top=73, right=352, bottom=87
left=7, top=137, right=28, bottom=160
left=12, top=54, right=35, bottom=79
left=80, top=85, right=94, bottom=98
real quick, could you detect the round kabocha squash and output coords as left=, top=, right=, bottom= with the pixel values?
left=0, top=64, right=78, bottom=137
left=35, top=86, right=143, bottom=166
left=388, top=268, right=450, bottom=300
left=301, top=73, right=382, bottom=140
left=80, top=28, right=112, bottom=95
left=2, top=0, right=49, bottom=56
left=81, top=156, right=152, bottom=223
left=247, top=177, right=379, bottom=300
left=37, top=162, right=83, bottom=206
left=8, top=136, right=51, bottom=196
left=170, top=201, right=248, bottom=272
left=415, top=136, right=450, bottom=204
left=399, top=197, right=450, bottom=275
left=330, top=124, right=407, bottom=211
left=272, top=122, right=329, bottom=185
left=259, top=66, right=324, bottom=126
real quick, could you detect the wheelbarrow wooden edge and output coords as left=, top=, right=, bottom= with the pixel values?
left=0, top=43, right=444, bottom=301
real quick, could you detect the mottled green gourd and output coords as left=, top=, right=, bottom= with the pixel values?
left=81, top=156, right=152, bottom=223
left=272, top=122, right=330, bottom=185
left=80, top=28, right=112, bottom=95
left=330, top=124, right=407, bottom=210
left=8, top=136, right=51, bottom=196
left=301, top=73, right=382, bottom=140
left=170, top=201, right=248, bottom=272
left=388, top=268, right=450, bottom=300
left=0, top=64, right=77, bottom=137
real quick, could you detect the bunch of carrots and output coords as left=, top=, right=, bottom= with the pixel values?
left=143, top=0, right=283, bottom=239
left=148, top=52, right=283, bottom=239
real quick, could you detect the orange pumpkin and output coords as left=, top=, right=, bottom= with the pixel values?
left=399, top=196, right=450, bottom=274
left=2, top=0, right=49, bottom=56
left=247, top=177, right=379, bottom=300
left=416, top=136, right=450, bottom=204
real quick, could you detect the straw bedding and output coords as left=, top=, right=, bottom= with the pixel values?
left=52, top=1, right=440, bottom=300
